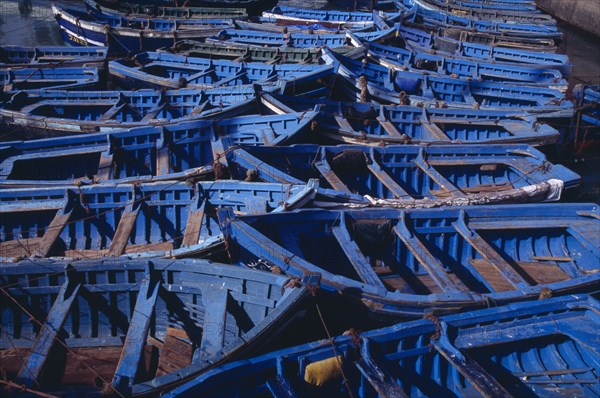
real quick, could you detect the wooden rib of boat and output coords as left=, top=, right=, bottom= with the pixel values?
left=0, top=179, right=322, bottom=260
left=207, top=27, right=398, bottom=48
left=215, top=203, right=600, bottom=317
left=0, top=109, right=320, bottom=186
left=322, top=49, right=572, bottom=118
left=0, top=46, right=108, bottom=69
left=394, top=25, right=571, bottom=75
left=0, top=86, right=274, bottom=139
left=365, top=41, right=566, bottom=86
left=409, top=0, right=556, bottom=25
left=0, top=67, right=100, bottom=92
left=0, top=257, right=313, bottom=396
left=108, top=51, right=335, bottom=91
left=51, top=3, right=234, bottom=54
left=225, top=144, right=579, bottom=202
left=85, top=0, right=248, bottom=19
left=164, top=294, right=600, bottom=398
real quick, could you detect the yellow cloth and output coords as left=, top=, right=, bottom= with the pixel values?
left=304, top=355, right=343, bottom=387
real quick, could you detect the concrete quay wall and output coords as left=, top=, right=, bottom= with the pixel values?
left=537, top=0, right=600, bottom=38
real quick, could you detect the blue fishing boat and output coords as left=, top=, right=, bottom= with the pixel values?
left=0, top=179, right=322, bottom=260
left=234, top=17, right=349, bottom=34
left=0, top=67, right=100, bottom=92
left=0, top=46, right=108, bottom=68
left=85, top=0, right=248, bottom=19
left=225, top=144, right=579, bottom=203
left=262, top=5, right=405, bottom=29
left=407, top=4, right=562, bottom=40
left=165, top=294, right=600, bottom=397
left=0, top=86, right=274, bottom=138
left=161, top=40, right=325, bottom=63
left=409, top=0, right=556, bottom=24
left=215, top=203, right=600, bottom=317
left=0, top=257, right=312, bottom=396
left=108, top=52, right=335, bottom=91
left=399, top=20, right=558, bottom=51
left=365, top=41, right=566, bottom=86
left=100, top=0, right=278, bottom=17
left=51, top=3, right=234, bottom=53
left=323, top=50, right=572, bottom=117
left=207, top=27, right=398, bottom=48
left=395, top=25, right=572, bottom=75
left=0, top=108, right=319, bottom=185
left=257, top=91, right=565, bottom=144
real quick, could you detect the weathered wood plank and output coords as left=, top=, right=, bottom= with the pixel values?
left=155, top=328, right=193, bottom=377
left=17, top=275, right=81, bottom=386
left=182, top=195, right=205, bottom=247
left=112, top=269, right=160, bottom=393
left=470, top=259, right=515, bottom=292
left=453, top=211, right=530, bottom=290
left=34, top=193, right=78, bottom=258
left=516, top=261, right=570, bottom=284
left=195, top=287, right=228, bottom=366
left=394, top=214, right=468, bottom=293
left=314, top=149, right=351, bottom=193
left=415, top=149, right=465, bottom=197
left=97, top=150, right=113, bottom=180
left=366, top=149, right=411, bottom=199
left=331, top=213, right=386, bottom=290
left=107, top=201, right=141, bottom=257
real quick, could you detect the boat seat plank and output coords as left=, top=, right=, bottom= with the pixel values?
left=16, top=277, right=81, bottom=387
left=377, top=117, right=404, bottom=139
left=156, top=144, right=171, bottom=176
left=112, top=271, right=160, bottom=392
left=107, top=202, right=141, bottom=257
left=331, top=214, right=386, bottom=290
left=367, top=150, right=412, bottom=199
left=196, top=287, right=228, bottom=366
left=97, top=150, right=113, bottom=180
left=314, top=150, right=352, bottom=194
left=335, top=116, right=355, bottom=132
left=34, top=194, right=77, bottom=258
left=232, top=149, right=303, bottom=184
left=394, top=215, right=469, bottom=293
left=516, top=261, right=570, bottom=284
left=415, top=150, right=465, bottom=197
left=182, top=195, right=205, bottom=247
left=421, top=122, right=451, bottom=141
left=469, top=259, right=516, bottom=292
left=454, top=212, right=530, bottom=290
